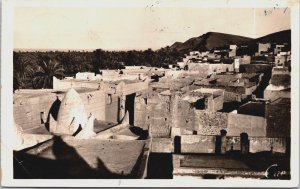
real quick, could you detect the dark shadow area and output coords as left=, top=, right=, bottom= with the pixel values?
left=174, top=136, right=181, bottom=154
left=125, top=93, right=136, bottom=125
left=146, top=153, right=173, bottom=179
left=13, top=136, right=136, bottom=179
left=215, top=135, right=221, bottom=155
left=129, top=126, right=148, bottom=140
left=237, top=102, right=265, bottom=117
left=240, top=132, right=249, bottom=155
left=220, top=101, right=244, bottom=112
left=215, top=129, right=227, bottom=155
left=72, top=125, right=82, bottom=136
left=252, top=68, right=272, bottom=98
left=45, top=97, right=61, bottom=131
left=194, top=98, right=205, bottom=110
left=202, top=174, right=224, bottom=179
left=178, top=152, right=290, bottom=179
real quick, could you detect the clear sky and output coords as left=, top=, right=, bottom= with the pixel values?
left=14, top=7, right=290, bottom=51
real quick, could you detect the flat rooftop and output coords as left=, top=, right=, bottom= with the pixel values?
left=14, top=136, right=148, bottom=179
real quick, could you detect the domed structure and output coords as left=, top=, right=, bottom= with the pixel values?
left=55, top=88, right=87, bottom=135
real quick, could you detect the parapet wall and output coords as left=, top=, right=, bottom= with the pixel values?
left=53, top=77, right=100, bottom=90
left=180, top=135, right=287, bottom=154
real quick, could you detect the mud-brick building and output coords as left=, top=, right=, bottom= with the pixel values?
left=14, top=77, right=148, bottom=133
left=134, top=88, right=225, bottom=138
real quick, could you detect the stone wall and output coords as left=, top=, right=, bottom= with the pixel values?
left=195, top=110, right=228, bottom=135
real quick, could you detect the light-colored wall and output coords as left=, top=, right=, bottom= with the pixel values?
left=14, top=89, right=108, bottom=131
left=227, top=113, right=266, bottom=137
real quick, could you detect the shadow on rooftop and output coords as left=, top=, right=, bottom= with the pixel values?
left=13, top=136, right=133, bottom=179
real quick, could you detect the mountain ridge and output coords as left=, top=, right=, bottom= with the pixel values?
left=169, top=30, right=291, bottom=53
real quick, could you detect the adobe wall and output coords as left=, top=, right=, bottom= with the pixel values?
left=77, top=90, right=106, bottom=121
left=188, top=63, right=211, bottom=77
left=135, top=90, right=267, bottom=138
left=14, top=89, right=108, bottom=131
left=226, top=136, right=286, bottom=153
left=151, top=138, right=174, bottom=153
left=249, top=137, right=287, bottom=153
left=264, top=89, right=291, bottom=101
left=14, top=93, right=58, bottom=131
left=224, top=91, right=241, bottom=102
left=175, top=99, right=196, bottom=132
left=122, top=82, right=149, bottom=95
left=181, top=135, right=216, bottom=153
left=212, top=95, right=224, bottom=111
left=104, top=93, right=119, bottom=123
left=134, top=96, right=148, bottom=130
left=270, top=74, right=291, bottom=87
left=134, top=93, right=172, bottom=137
left=239, top=56, right=251, bottom=65
left=227, top=113, right=266, bottom=137
left=210, top=64, right=234, bottom=73
left=193, top=111, right=266, bottom=137
left=53, top=77, right=100, bottom=90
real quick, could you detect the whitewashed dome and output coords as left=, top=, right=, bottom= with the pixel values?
left=55, top=88, right=87, bottom=135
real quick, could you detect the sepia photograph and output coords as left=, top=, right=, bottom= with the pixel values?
left=1, top=0, right=299, bottom=187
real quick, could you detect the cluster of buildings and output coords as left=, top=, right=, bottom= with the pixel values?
left=13, top=42, right=291, bottom=179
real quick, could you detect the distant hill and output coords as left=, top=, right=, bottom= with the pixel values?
left=244, top=30, right=291, bottom=45
left=169, top=30, right=291, bottom=53
left=170, top=32, right=253, bottom=53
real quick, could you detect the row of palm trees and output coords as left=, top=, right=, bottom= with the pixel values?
left=13, top=54, right=64, bottom=91
left=13, top=47, right=183, bottom=91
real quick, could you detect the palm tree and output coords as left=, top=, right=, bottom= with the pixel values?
left=13, top=52, right=35, bottom=90
left=33, top=58, right=64, bottom=89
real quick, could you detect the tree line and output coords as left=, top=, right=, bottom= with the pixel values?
left=13, top=47, right=183, bottom=90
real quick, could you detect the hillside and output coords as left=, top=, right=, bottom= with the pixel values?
left=245, top=30, right=291, bottom=45
left=170, top=32, right=253, bottom=53
left=169, top=30, right=291, bottom=53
